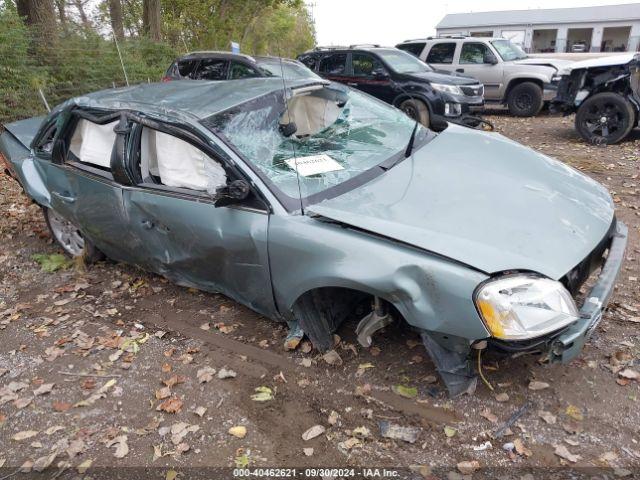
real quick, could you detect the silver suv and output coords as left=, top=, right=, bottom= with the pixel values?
left=397, top=36, right=572, bottom=117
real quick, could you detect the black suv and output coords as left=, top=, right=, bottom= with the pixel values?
left=163, top=51, right=319, bottom=82
left=297, top=46, right=484, bottom=127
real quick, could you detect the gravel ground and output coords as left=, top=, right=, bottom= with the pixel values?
left=0, top=111, right=639, bottom=479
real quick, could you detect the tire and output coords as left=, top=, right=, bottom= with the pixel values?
left=43, top=207, right=104, bottom=263
left=575, top=92, right=635, bottom=145
left=399, top=99, right=430, bottom=127
left=507, top=81, right=543, bottom=117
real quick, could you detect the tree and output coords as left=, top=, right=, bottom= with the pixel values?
left=72, top=0, right=91, bottom=29
left=142, top=0, right=160, bottom=40
left=15, top=0, right=57, bottom=43
left=108, top=0, right=124, bottom=39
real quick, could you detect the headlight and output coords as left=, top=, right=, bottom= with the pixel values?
left=431, top=83, right=463, bottom=95
left=474, top=275, right=579, bottom=340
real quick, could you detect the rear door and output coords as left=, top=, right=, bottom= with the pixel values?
left=457, top=42, right=503, bottom=100
left=317, top=52, right=349, bottom=84
left=349, top=53, right=394, bottom=103
left=122, top=121, right=276, bottom=317
left=424, top=41, right=457, bottom=73
left=229, top=61, right=261, bottom=80
left=40, top=110, right=142, bottom=264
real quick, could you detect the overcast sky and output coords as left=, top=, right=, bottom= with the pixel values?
left=311, top=0, right=640, bottom=46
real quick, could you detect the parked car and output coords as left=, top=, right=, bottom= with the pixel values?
left=297, top=45, right=484, bottom=128
left=397, top=36, right=571, bottom=117
left=0, top=78, right=627, bottom=397
left=552, top=53, right=640, bottom=144
left=571, top=42, right=588, bottom=53
left=163, top=51, right=319, bottom=81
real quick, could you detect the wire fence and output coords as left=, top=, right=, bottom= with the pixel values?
left=0, top=28, right=181, bottom=124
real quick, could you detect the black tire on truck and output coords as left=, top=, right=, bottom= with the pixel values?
left=399, top=98, right=430, bottom=127
left=575, top=92, right=635, bottom=145
left=507, top=81, right=543, bottom=117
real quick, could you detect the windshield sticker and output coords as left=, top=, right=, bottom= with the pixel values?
left=285, top=154, right=345, bottom=177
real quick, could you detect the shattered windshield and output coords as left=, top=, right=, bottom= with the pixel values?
left=376, top=49, right=433, bottom=73
left=205, top=84, right=427, bottom=202
left=491, top=40, right=528, bottom=61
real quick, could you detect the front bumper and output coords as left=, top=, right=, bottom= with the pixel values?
left=543, top=81, right=559, bottom=101
left=550, top=220, right=628, bottom=363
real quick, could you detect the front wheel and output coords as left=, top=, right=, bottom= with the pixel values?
left=43, top=207, right=103, bottom=262
left=575, top=92, right=635, bottom=145
left=399, top=99, right=430, bottom=127
left=507, top=82, right=543, bottom=117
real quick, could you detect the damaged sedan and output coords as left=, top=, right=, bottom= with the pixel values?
left=0, top=77, right=627, bottom=396
left=553, top=53, right=640, bottom=144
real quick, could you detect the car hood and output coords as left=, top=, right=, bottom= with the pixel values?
left=405, top=70, right=479, bottom=85
left=561, top=53, right=639, bottom=72
left=513, top=57, right=573, bottom=71
left=308, top=125, right=614, bottom=279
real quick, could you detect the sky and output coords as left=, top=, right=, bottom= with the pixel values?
left=311, top=0, right=640, bottom=46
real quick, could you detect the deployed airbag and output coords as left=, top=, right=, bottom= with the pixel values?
left=140, top=128, right=227, bottom=193
left=69, top=119, right=118, bottom=168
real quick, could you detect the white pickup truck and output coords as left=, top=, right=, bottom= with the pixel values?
left=397, top=36, right=571, bottom=117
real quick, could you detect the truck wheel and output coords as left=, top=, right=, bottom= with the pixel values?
left=399, top=99, right=430, bottom=127
left=43, top=207, right=104, bottom=263
left=507, top=82, right=543, bottom=117
left=575, top=92, right=635, bottom=145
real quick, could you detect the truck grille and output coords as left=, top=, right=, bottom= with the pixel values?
left=461, top=85, right=484, bottom=97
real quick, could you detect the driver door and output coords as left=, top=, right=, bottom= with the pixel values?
left=122, top=121, right=276, bottom=317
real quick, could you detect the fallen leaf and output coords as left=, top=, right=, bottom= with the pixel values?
left=513, top=438, right=532, bottom=457
left=156, top=397, right=183, bottom=414
left=14, top=397, right=32, bottom=409
left=302, top=425, right=326, bottom=441
left=322, top=350, right=343, bottom=366
left=44, top=426, right=65, bottom=435
left=495, top=392, right=509, bottom=402
left=539, top=410, right=557, bottom=424
left=379, top=422, right=420, bottom=443
left=352, top=426, right=370, bottom=438
left=619, top=369, right=639, bottom=380
left=528, top=381, right=550, bottom=391
left=554, top=444, right=580, bottom=463
left=196, top=366, right=216, bottom=384
left=217, top=367, right=236, bottom=379
left=33, top=383, right=55, bottom=396
left=228, top=426, right=247, bottom=439
left=66, top=438, right=86, bottom=458
left=166, top=470, right=178, bottom=480
left=444, top=426, right=457, bottom=438
left=328, top=410, right=340, bottom=426
left=250, top=386, right=273, bottom=402
left=32, top=451, right=57, bottom=472
left=457, top=460, right=480, bottom=475
left=155, top=386, right=171, bottom=400
left=74, top=379, right=116, bottom=407
left=393, top=385, right=418, bottom=399
left=52, top=401, right=72, bottom=412
left=106, top=435, right=129, bottom=458
left=193, top=406, right=207, bottom=417
left=77, top=459, right=92, bottom=473
left=12, top=430, right=39, bottom=441
left=565, top=404, right=584, bottom=421
left=480, top=409, right=498, bottom=423
left=163, top=375, right=185, bottom=388
left=339, top=437, right=362, bottom=450
left=303, top=447, right=314, bottom=456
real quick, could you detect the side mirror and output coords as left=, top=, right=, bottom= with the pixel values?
left=214, top=179, right=250, bottom=207
left=484, top=52, right=498, bottom=65
left=373, top=69, right=389, bottom=80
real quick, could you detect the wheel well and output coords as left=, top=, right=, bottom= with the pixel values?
left=291, top=287, right=404, bottom=351
left=393, top=94, right=431, bottom=113
left=505, top=78, right=543, bottom=99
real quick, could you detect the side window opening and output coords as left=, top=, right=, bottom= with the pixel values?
left=299, top=55, right=318, bottom=71
left=352, top=54, right=385, bottom=77
left=68, top=118, right=117, bottom=170
left=195, top=59, right=228, bottom=80
left=319, top=53, right=347, bottom=76
left=397, top=43, right=425, bottom=57
left=426, top=43, right=456, bottom=64
left=230, top=62, right=258, bottom=79
left=139, top=127, right=227, bottom=194
left=460, top=43, right=490, bottom=64
left=177, top=59, right=199, bottom=78
left=35, top=116, right=59, bottom=154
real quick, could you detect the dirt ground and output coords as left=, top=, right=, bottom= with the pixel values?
left=0, top=111, right=639, bottom=479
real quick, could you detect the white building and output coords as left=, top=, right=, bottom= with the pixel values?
left=435, top=3, right=640, bottom=53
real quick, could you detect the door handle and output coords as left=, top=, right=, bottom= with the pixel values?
left=141, top=219, right=154, bottom=230
left=51, top=191, right=76, bottom=204
left=456, top=68, right=465, bottom=73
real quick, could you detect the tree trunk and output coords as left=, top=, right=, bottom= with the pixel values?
left=108, top=0, right=124, bottom=39
left=54, top=0, right=67, bottom=32
left=72, top=0, right=91, bottom=29
left=16, top=0, right=57, bottom=44
left=142, top=0, right=161, bottom=41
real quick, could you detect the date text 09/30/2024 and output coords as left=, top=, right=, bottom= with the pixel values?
left=233, top=468, right=402, bottom=478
